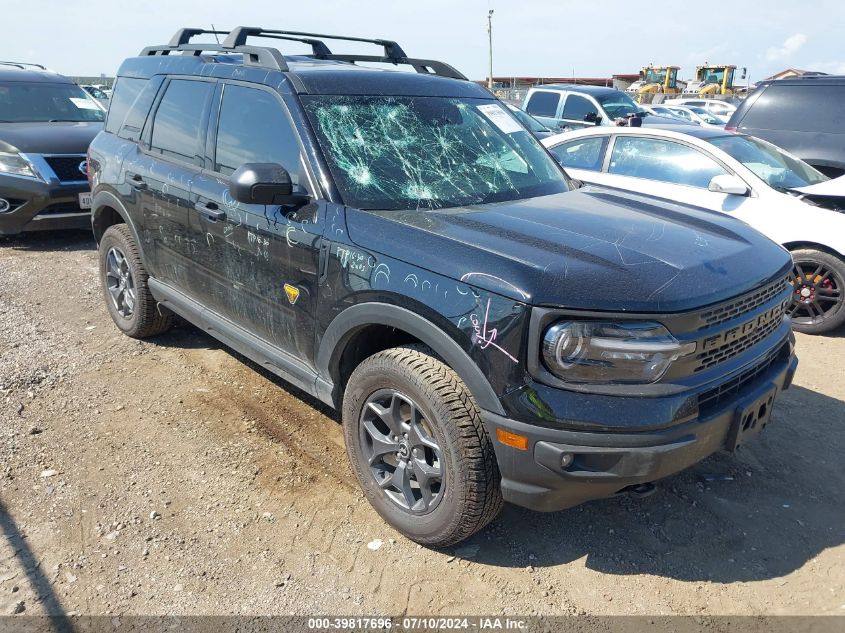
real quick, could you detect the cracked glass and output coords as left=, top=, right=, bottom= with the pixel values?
left=302, top=96, right=568, bottom=210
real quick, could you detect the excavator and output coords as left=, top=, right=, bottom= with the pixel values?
left=683, top=64, right=738, bottom=97
left=625, top=65, right=682, bottom=103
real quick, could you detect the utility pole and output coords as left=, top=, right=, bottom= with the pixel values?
left=487, top=9, right=494, bottom=91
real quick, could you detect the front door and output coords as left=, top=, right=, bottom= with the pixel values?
left=191, top=82, right=323, bottom=365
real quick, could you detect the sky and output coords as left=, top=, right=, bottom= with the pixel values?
left=3, top=0, right=845, bottom=83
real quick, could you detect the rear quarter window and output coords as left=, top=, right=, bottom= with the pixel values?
left=741, top=84, right=845, bottom=133
left=104, top=77, right=147, bottom=135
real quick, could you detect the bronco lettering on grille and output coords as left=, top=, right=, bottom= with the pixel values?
left=701, top=304, right=785, bottom=351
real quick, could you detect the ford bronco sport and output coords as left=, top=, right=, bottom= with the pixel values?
left=87, top=27, right=798, bottom=547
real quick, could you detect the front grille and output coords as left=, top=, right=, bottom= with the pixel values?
left=694, top=300, right=788, bottom=372
left=43, top=155, right=87, bottom=182
left=697, top=276, right=789, bottom=330
left=698, top=340, right=789, bottom=414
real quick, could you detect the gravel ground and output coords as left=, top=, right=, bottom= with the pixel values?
left=0, top=230, right=843, bottom=618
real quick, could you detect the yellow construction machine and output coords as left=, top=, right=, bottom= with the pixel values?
left=682, top=64, right=738, bottom=96
left=626, top=65, right=682, bottom=103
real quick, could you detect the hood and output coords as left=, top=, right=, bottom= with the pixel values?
left=346, top=187, right=792, bottom=313
left=0, top=121, right=103, bottom=154
left=793, top=174, right=845, bottom=197
left=791, top=175, right=845, bottom=212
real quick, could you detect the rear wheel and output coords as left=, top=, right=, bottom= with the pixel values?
left=342, top=346, right=503, bottom=547
left=99, top=224, right=172, bottom=338
left=788, top=248, right=845, bottom=334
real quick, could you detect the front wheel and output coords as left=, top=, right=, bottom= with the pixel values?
left=342, top=346, right=503, bottom=547
left=788, top=248, right=845, bottom=334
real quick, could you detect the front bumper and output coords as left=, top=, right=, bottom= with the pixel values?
left=483, top=342, right=798, bottom=512
left=0, top=173, right=91, bottom=236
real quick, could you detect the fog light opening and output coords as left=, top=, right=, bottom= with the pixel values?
left=0, top=198, right=10, bottom=213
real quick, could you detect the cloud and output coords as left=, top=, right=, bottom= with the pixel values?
left=766, top=33, right=807, bottom=61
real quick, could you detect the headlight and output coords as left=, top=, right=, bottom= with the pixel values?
left=542, top=321, right=695, bottom=384
left=0, top=152, right=40, bottom=179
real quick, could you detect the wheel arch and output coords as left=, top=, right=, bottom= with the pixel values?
left=783, top=241, right=845, bottom=261
left=317, top=302, right=504, bottom=416
left=92, top=191, right=138, bottom=244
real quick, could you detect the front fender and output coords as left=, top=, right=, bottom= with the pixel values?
left=317, top=302, right=505, bottom=415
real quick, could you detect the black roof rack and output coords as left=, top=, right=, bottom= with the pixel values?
left=222, top=26, right=467, bottom=80
left=0, top=61, right=48, bottom=71
left=141, top=28, right=289, bottom=72
left=139, top=26, right=467, bottom=81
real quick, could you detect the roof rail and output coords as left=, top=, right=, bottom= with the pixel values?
left=0, top=61, right=48, bottom=71
left=222, top=26, right=466, bottom=80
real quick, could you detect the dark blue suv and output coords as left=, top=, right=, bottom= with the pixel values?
left=87, top=27, right=797, bottom=546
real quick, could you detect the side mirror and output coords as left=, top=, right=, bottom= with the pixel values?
left=229, top=163, right=309, bottom=205
left=708, top=174, right=748, bottom=196
left=583, top=112, right=602, bottom=125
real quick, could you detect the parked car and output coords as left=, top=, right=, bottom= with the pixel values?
left=726, top=76, right=845, bottom=178
left=661, top=105, right=726, bottom=128
left=645, top=105, right=687, bottom=120
left=664, top=97, right=737, bottom=118
left=543, top=125, right=845, bottom=333
left=0, top=61, right=104, bottom=235
left=522, top=84, right=694, bottom=131
left=80, top=84, right=110, bottom=108
left=505, top=103, right=554, bottom=139
left=89, top=27, right=797, bottom=546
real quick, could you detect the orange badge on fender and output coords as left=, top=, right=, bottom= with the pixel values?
left=283, top=284, right=300, bottom=305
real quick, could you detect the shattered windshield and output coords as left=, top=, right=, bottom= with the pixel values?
left=302, top=96, right=568, bottom=210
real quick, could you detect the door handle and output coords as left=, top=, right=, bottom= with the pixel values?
left=128, top=174, right=147, bottom=191
left=194, top=200, right=226, bottom=221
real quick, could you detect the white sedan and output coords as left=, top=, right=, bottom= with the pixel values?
left=543, top=125, right=845, bottom=334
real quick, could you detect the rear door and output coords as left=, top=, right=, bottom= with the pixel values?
left=190, top=81, right=323, bottom=364
left=133, top=78, right=216, bottom=290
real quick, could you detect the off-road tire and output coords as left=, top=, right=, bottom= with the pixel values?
left=789, top=248, right=845, bottom=335
left=342, top=345, right=503, bottom=547
left=99, top=224, right=172, bottom=338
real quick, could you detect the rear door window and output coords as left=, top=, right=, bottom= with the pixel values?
left=742, top=84, right=845, bottom=133
left=561, top=95, right=596, bottom=122
left=525, top=91, right=561, bottom=117
left=149, top=79, right=214, bottom=166
left=608, top=136, right=728, bottom=187
left=548, top=137, right=608, bottom=171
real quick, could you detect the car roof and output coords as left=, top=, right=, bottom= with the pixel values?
left=542, top=124, right=733, bottom=146
left=529, top=84, right=623, bottom=97
left=0, top=67, right=72, bottom=83
left=757, top=75, right=845, bottom=86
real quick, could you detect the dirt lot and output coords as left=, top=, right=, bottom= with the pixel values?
left=1, top=230, right=843, bottom=618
